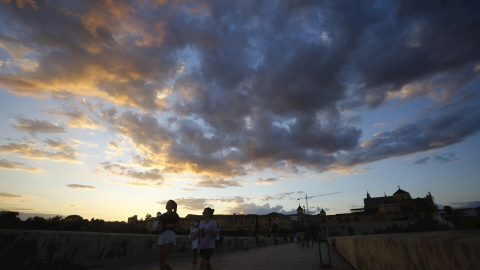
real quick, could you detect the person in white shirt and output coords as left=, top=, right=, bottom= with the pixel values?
left=188, top=207, right=218, bottom=270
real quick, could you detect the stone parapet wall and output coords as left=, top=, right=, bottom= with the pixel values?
left=0, top=230, right=279, bottom=269
left=329, top=230, right=480, bottom=270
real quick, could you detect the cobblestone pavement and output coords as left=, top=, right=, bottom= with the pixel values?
left=95, top=243, right=354, bottom=270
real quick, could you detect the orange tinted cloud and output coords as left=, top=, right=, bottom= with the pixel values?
left=0, top=143, right=80, bottom=163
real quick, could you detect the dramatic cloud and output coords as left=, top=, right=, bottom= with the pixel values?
left=0, top=158, right=39, bottom=172
left=0, top=0, right=479, bottom=180
left=66, top=184, right=96, bottom=189
left=101, top=161, right=164, bottom=182
left=336, top=107, right=480, bottom=168
left=12, top=118, right=65, bottom=135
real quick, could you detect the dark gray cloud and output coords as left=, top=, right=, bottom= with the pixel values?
left=1, top=0, right=479, bottom=177
left=337, top=106, right=480, bottom=167
left=414, top=158, right=430, bottom=165
left=12, top=118, right=65, bottom=135
left=433, top=153, right=458, bottom=163
left=276, top=192, right=296, bottom=200
left=415, top=153, right=459, bottom=165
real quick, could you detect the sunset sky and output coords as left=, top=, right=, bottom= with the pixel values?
left=1, top=0, right=479, bottom=222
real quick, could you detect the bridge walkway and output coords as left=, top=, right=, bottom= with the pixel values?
left=95, top=242, right=354, bottom=270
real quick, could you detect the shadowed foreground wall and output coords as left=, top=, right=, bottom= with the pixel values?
left=329, top=230, right=480, bottom=270
left=0, top=230, right=267, bottom=269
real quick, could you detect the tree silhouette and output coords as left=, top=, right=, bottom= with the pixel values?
left=24, top=216, right=47, bottom=230
left=0, top=211, right=21, bottom=229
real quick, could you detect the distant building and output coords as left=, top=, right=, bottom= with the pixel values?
left=439, top=207, right=480, bottom=230
left=363, top=187, right=437, bottom=217
left=182, top=212, right=292, bottom=236
left=292, top=187, right=440, bottom=237
left=216, top=213, right=257, bottom=235
left=341, top=187, right=439, bottom=236
left=259, top=212, right=292, bottom=235
left=132, top=187, right=443, bottom=237
left=127, top=215, right=138, bottom=225
left=184, top=214, right=203, bottom=230
left=288, top=204, right=325, bottom=231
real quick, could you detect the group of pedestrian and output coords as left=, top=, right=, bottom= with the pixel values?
left=156, top=199, right=218, bottom=270
left=293, top=231, right=314, bottom=247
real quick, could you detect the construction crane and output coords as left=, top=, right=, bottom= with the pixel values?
left=297, top=192, right=342, bottom=214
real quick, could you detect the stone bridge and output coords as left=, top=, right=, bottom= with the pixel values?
left=1, top=229, right=479, bottom=269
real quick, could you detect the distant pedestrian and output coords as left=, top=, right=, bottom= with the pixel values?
left=188, top=207, right=218, bottom=270
left=156, top=200, right=181, bottom=270
left=305, top=231, right=311, bottom=247
left=259, top=234, right=265, bottom=246
left=189, top=221, right=200, bottom=264
left=215, top=226, right=223, bottom=251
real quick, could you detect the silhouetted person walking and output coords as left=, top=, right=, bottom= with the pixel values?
left=156, top=200, right=181, bottom=270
